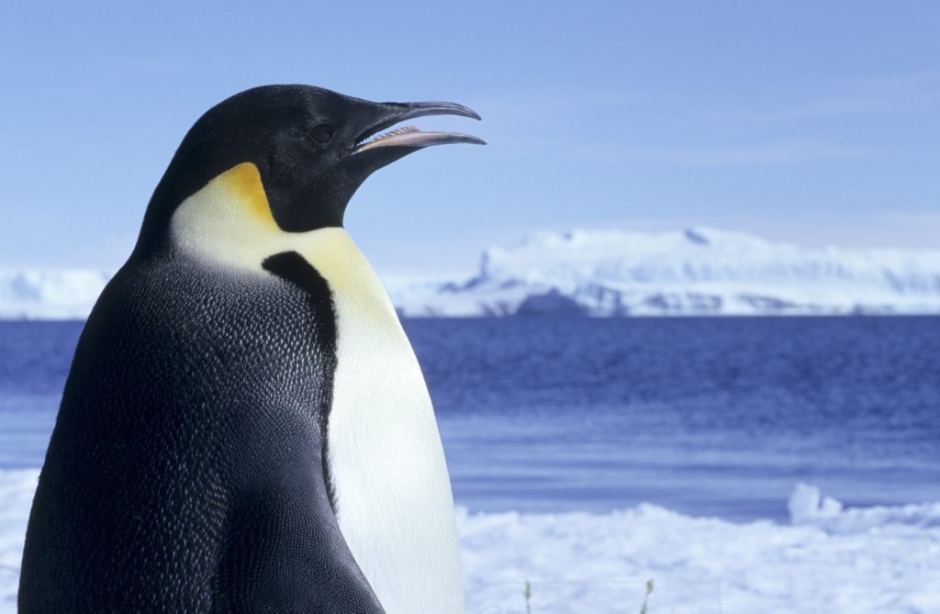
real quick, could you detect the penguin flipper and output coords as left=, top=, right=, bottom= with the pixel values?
left=184, top=253, right=381, bottom=610
left=213, top=424, right=385, bottom=613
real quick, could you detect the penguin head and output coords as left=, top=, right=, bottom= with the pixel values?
left=137, top=85, right=483, bottom=257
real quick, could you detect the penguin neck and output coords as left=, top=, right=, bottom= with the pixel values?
left=293, top=229, right=396, bottom=321
left=167, top=161, right=403, bottom=352
left=168, top=163, right=362, bottom=277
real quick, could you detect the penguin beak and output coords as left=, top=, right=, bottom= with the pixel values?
left=349, top=101, right=485, bottom=155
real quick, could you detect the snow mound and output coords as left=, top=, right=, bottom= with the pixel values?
left=788, top=482, right=940, bottom=533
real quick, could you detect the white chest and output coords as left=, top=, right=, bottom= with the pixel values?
left=297, top=230, right=465, bottom=613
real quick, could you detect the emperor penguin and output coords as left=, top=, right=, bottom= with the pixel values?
left=19, top=85, right=483, bottom=613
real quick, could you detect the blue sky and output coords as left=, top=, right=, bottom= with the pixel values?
left=1, top=1, right=938, bottom=276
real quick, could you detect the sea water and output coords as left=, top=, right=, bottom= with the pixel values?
left=412, top=317, right=940, bottom=520
left=1, top=317, right=939, bottom=612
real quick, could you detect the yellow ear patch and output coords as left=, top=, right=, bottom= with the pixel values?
left=171, top=161, right=282, bottom=269
left=218, top=162, right=278, bottom=229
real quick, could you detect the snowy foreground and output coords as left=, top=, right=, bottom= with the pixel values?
left=5, top=227, right=940, bottom=319
left=2, top=472, right=938, bottom=613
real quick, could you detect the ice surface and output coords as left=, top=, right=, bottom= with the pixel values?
left=5, top=228, right=940, bottom=319
left=2, top=470, right=938, bottom=613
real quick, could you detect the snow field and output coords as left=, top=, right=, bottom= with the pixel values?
left=2, top=471, right=937, bottom=613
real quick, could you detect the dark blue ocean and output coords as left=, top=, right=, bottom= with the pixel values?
left=1, top=317, right=938, bottom=523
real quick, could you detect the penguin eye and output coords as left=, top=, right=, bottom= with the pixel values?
left=308, top=123, right=335, bottom=145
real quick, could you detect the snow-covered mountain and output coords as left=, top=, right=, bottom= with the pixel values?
left=387, top=227, right=940, bottom=316
left=3, top=227, right=940, bottom=319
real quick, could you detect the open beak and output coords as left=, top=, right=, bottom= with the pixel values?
left=349, top=101, right=485, bottom=155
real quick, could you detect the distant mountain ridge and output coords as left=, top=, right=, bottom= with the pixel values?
left=387, top=227, right=940, bottom=316
left=3, top=227, right=940, bottom=319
